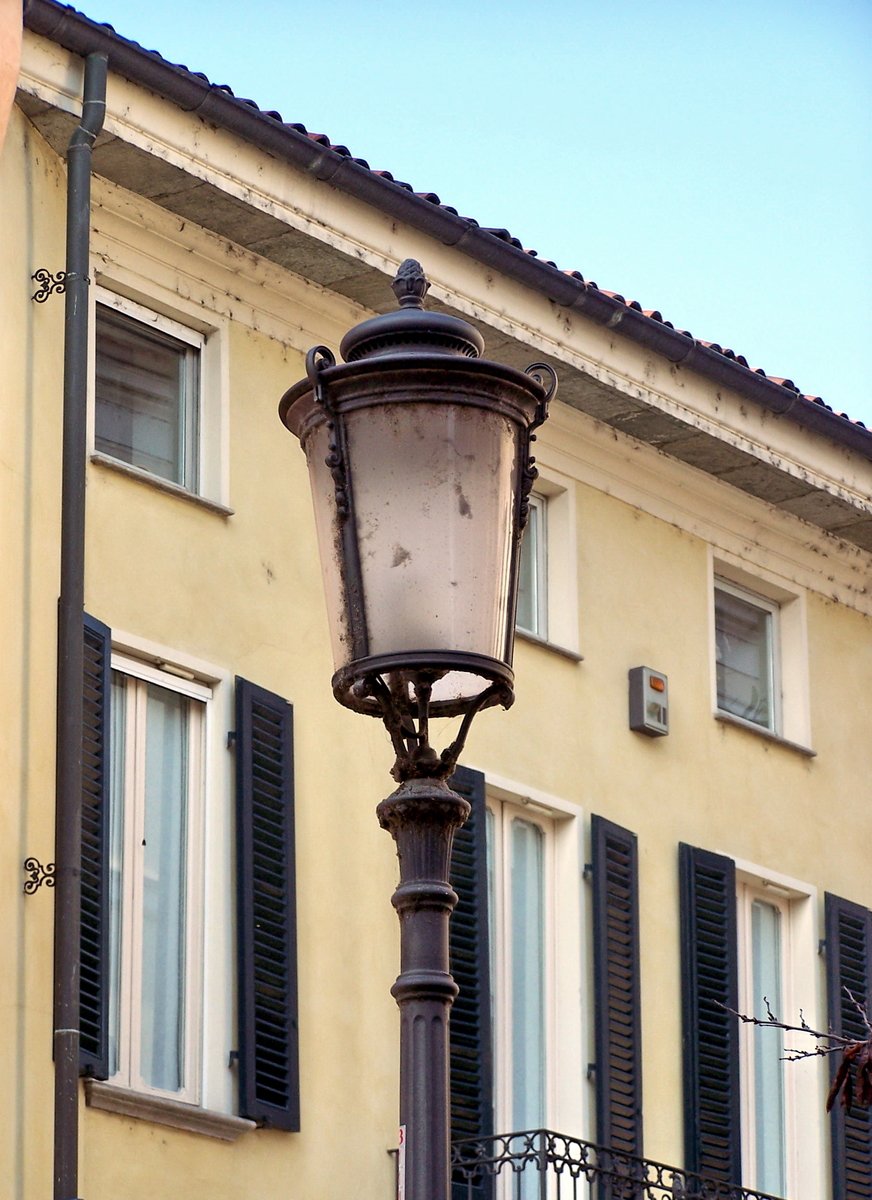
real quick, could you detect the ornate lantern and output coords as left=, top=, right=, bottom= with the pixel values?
left=279, top=260, right=555, bottom=1200
left=280, top=260, right=555, bottom=778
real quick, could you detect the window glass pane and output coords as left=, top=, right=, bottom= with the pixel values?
left=510, top=817, right=545, bottom=1131
left=139, top=684, right=189, bottom=1093
left=518, top=501, right=539, bottom=633
left=95, top=306, right=199, bottom=488
left=107, top=673, right=127, bottom=1079
left=715, top=587, right=773, bottom=728
left=751, top=899, right=786, bottom=1195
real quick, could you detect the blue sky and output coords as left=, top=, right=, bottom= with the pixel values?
left=88, top=1, right=872, bottom=426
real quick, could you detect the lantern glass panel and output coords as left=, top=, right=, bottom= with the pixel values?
left=302, top=396, right=521, bottom=703
left=346, top=401, right=517, bottom=671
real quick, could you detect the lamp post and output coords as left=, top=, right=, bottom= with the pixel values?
left=279, top=260, right=556, bottom=1200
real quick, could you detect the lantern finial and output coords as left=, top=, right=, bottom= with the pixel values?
left=391, top=259, right=430, bottom=310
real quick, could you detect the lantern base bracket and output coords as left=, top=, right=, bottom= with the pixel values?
left=332, top=651, right=513, bottom=719
left=340, top=661, right=512, bottom=783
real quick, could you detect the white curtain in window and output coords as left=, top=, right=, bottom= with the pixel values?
left=107, top=675, right=127, bottom=1079
left=140, top=685, right=188, bottom=1093
left=510, top=817, right=545, bottom=1131
left=95, top=307, right=198, bottom=487
left=715, top=588, right=773, bottom=728
left=751, top=899, right=786, bottom=1194
left=516, top=502, right=541, bottom=635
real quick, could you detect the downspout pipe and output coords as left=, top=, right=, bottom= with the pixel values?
left=54, top=50, right=107, bottom=1200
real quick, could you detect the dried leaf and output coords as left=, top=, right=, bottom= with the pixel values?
left=827, top=1043, right=862, bottom=1114
left=854, top=1041, right=872, bottom=1107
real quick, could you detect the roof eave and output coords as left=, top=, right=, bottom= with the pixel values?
left=22, top=0, right=872, bottom=461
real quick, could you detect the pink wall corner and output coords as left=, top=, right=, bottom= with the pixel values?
left=0, top=0, right=23, bottom=151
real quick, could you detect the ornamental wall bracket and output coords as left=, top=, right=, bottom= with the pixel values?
left=31, top=268, right=69, bottom=303
left=23, top=857, right=55, bottom=895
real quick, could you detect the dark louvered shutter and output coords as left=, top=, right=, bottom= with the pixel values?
left=825, top=893, right=872, bottom=1200
left=79, top=614, right=111, bottom=1078
left=591, top=816, right=642, bottom=1157
left=449, top=766, right=493, bottom=1199
left=235, top=678, right=299, bottom=1130
left=679, top=844, right=741, bottom=1184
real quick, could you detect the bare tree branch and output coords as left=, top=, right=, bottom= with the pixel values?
left=717, top=988, right=872, bottom=1112
left=716, top=1000, right=852, bottom=1049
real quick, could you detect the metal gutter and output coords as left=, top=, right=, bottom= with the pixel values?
left=22, top=0, right=872, bottom=465
left=53, top=47, right=107, bottom=1200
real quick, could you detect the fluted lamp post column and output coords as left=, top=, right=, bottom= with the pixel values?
left=279, top=260, right=556, bottom=1200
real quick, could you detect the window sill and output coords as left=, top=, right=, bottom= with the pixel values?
left=714, top=711, right=816, bottom=758
left=90, top=453, right=234, bottom=517
left=84, top=1079, right=256, bottom=1141
left=516, top=628, right=584, bottom=663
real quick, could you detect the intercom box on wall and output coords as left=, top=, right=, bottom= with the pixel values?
left=629, top=666, right=668, bottom=737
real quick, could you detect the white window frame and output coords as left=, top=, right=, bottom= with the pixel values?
left=733, top=862, right=824, bottom=1200
left=108, top=652, right=209, bottom=1104
left=517, top=492, right=549, bottom=639
left=97, top=634, right=237, bottom=1124
left=487, top=797, right=555, bottom=1136
left=515, top=466, right=580, bottom=657
left=481, top=773, right=587, bottom=1144
left=94, top=291, right=203, bottom=492
left=714, top=577, right=781, bottom=734
left=89, top=278, right=230, bottom=507
left=709, top=553, right=812, bottom=750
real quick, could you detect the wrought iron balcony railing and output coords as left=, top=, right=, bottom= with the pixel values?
left=450, top=1130, right=787, bottom=1200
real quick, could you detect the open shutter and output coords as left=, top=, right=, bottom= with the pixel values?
left=825, top=893, right=872, bottom=1200
left=679, top=844, right=741, bottom=1184
left=591, top=816, right=642, bottom=1157
left=235, top=678, right=299, bottom=1130
left=79, top=613, right=111, bottom=1078
left=449, top=766, right=493, bottom=1199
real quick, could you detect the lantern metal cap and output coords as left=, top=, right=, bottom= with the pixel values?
left=339, top=259, right=485, bottom=363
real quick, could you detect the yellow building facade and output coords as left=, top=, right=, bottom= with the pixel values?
left=3, top=6, right=872, bottom=1199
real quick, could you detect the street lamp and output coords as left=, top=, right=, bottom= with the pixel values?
left=279, top=259, right=556, bottom=1200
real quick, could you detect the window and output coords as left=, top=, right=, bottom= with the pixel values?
left=448, top=769, right=553, bottom=1152
left=513, top=468, right=580, bottom=656
left=90, top=281, right=229, bottom=506
left=681, top=845, right=823, bottom=1198
left=449, top=767, right=585, bottom=1189
left=710, top=556, right=811, bottom=749
left=714, top=580, right=779, bottom=732
left=107, top=656, right=208, bottom=1100
left=95, top=294, right=203, bottom=490
left=79, top=616, right=300, bottom=1132
left=487, top=802, right=551, bottom=1136
left=517, top=493, right=548, bottom=638
left=737, top=885, right=791, bottom=1196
